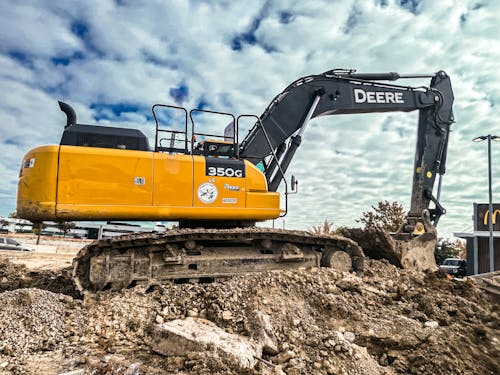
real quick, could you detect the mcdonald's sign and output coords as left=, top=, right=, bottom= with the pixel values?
left=475, top=203, right=500, bottom=231
left=484, top=209, right=500, bottom=225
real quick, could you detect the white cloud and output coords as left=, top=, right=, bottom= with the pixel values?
left=0, top=1, right=82, bottom=58
left=1, top=0, right=499, bottom=239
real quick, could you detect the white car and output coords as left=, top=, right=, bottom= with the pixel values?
left=0, top=237, right=34, bottom=252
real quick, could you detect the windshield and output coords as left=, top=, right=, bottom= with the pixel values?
left=443, top=259, right=461, bottom=266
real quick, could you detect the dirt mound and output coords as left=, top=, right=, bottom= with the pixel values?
left=0, top=257, right=498, bottom=374
left=0, top=258, right=80, bottom=298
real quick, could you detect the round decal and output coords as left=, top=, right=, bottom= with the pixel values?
left=197, top=182, right=218, bottom=204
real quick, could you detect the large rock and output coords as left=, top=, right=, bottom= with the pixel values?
left=147, top=317, right=262, bottom=370
left=246, top=311, right=279, bottom=355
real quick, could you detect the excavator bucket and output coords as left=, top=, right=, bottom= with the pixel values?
left=340, top=211, right=438, bottom=271
left=393, top=233, right=438, bottom=271
left=340, top=228, right=437, bottom=271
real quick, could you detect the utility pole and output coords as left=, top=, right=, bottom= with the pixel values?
left=487, top=135, right=494, bottom=272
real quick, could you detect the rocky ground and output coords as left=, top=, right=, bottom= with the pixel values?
left=0, top=251, right=499, bottom=374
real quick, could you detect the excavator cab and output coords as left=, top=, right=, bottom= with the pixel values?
left=193, top=140, right=236, bottom=158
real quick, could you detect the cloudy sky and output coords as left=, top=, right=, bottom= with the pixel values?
left=1, top=0, right=499, bottom=238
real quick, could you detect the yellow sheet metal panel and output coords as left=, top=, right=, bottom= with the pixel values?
left=55, top=204, right=280, bottom=221
left=193, top=155, right=246, bottom=208
left=245, top=161, right=269, bottom=192
left=246, top=191, right=281, bottom=211
left=55, top=204, right=166, bottom=221
left=17, top=145, right=59, bottom=221
left=57, top=146, right=153, bottom=207
left=154, top=205, right=279, bottom=220
left=153, top=153, right=193, bottom=207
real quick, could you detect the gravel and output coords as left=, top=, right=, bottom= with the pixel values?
left=0, top=288, right=68, bottom=355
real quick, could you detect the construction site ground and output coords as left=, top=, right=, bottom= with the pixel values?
left=0, top=234, right=498, bottom=374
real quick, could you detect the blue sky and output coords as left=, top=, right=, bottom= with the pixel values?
left=1, top=0, right=499, bottom=238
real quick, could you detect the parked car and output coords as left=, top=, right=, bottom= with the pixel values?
left=0, top=237, right=34, bottom=252
left=439, top=258, right=467, bottom=278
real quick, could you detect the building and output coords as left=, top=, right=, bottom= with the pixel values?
left=0, top=216, right=167, bottom=239
left=454, top=203, right=500, bottom=275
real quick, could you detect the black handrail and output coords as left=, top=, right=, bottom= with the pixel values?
left=237, top=114, right=288, bottom=217
left=152, top=104, right=188, bottom=153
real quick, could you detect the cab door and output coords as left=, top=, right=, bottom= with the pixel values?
left=152, top=153, right=193, bottom=207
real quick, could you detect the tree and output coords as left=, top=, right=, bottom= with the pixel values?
left=434, top=238, right=465, bottom=265
left=357, top=200, right=405, bottom=232
left=456, top=239, right=467, bottom=259
left=32, top=222, right=47, bottom=245
left=309, top=219, right=336, bottom=235
left=56, top=220, right=76, bottom=238
left=8, top=211, right=17, bottom=218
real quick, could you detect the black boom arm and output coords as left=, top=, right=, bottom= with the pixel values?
left=239, top=69, right=454, bottom=227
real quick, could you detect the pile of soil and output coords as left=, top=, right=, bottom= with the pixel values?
left=0, top=257, right=498, bottom=374
left=0, top=258, right=79, bottom=298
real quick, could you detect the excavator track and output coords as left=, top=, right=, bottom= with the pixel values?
left=73, top=228, right=364, bottom=293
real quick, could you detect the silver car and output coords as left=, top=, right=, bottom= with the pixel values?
left=0, top=237, right=34, bottom=251
left=439, top=258, right=467, bottom=278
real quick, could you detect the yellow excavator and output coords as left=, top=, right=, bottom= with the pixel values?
left=17, top=69, right=454, bottom=293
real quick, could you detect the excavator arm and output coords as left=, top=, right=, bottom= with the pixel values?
left=239, top=69, right=454, bottom=234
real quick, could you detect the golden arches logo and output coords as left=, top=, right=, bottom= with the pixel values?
left=483, top=209, right=500, bottom=225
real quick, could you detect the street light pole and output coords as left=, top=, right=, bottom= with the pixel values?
left=473, top=134, right=500, bottom=272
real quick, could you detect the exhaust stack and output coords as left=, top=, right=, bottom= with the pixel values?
left=58, top=101, right=77, bottom=128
